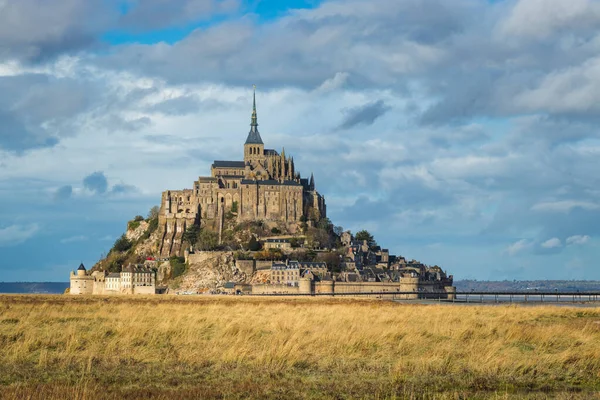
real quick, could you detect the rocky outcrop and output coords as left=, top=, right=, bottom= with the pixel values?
left=177, top=252, right=248, bottom=292
left=126, top=221, right=149, bottom=242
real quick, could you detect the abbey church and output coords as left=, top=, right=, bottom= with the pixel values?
left=158, top=89, right=327, bottom=257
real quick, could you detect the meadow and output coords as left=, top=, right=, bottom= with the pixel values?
left=0, top=295, right=599, bottom=399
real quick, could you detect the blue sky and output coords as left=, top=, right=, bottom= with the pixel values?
left=1, top=0, right=600, bottom=281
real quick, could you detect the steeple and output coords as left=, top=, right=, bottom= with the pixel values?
left=309, top=172, right=315, bottom=190
left=245, top=85, right=263, bottom=145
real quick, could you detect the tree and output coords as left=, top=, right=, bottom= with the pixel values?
left=182, top=225, right=200, bottom=246
left=197, top=229, right=219, bottom=251
left=316, top=217, right=332, bottom=231
left=112, top=234, right=132, bottom=253
left=147, top=206, right=160, bottom=220
left=305, top=227, right=330, bottom=249
left=317, top=251, right=344, bottom=273
left=247, top=236, right=261, bottom=251
left=333, top=226, right=344, bottom=237
left=355, top=230, right=376, bottom=248
left=170, top=256, right=187, bottom=278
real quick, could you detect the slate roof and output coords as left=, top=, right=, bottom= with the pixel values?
left=245, top=128, right=264, bottom=145
left=212, top=161, right=246, bottom=168
left=77, top=263, right=86, bottom=271
left=107, top=273, right=120, bottom=278
left=239, top=179, right=302, bottom=186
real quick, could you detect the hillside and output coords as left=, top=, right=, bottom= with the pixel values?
left=91, top=206, right=342, bottom=291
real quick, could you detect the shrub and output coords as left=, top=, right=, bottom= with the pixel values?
left=128, top=220, right=141, bottom=231
left=271, top=227, right=281, bottom=235
left=134, top=215, right=145, bottom=222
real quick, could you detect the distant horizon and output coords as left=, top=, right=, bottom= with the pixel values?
left=2, top=0, right=599, bottom=281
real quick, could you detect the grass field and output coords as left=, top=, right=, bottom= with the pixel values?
left=0, top=296, right=599, bottom=399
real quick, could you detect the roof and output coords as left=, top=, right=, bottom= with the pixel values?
left=107, top=273, right=120, bottom=278
left=239, top=179, right=302, bottom=187
left=223, top=282, right=236, bottom=289
left=77, top=263, right=86, bottom=271
left=245, top=128, right=264, bottom=145
left=212, top=161, right=245, bottom=168
left=219, top=175, right=244, bottom=179
left=197, top=177, right=217, bottom=182
left=266, top=239, right=290, bottom=243
left=264, top=149, right=278, bottom=156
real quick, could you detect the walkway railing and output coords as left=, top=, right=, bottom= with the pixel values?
left=249, top=291, right=600, bottom=303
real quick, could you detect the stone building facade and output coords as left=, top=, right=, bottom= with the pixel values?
left=69, top=263, right=156, bottom=295
left=158, top=89, right=326, bottom=257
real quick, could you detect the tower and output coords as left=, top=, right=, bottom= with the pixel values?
left=244, top=85, right=264, bottom=163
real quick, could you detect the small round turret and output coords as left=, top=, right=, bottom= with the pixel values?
left=77, top=263, right=86, bottom=277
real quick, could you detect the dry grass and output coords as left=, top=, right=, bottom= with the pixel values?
left=0, top=295, right=599, bottom=399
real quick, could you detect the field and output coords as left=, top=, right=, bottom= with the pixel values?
left=0, top=296, right=599, bottom=399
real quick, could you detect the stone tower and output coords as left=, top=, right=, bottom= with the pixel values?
left=244, top=85, right=264, bottom=163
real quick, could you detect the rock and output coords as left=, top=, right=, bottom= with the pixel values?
left=126, top=221, right=149, bottom=242
left=177, top=251, right=248, bottom=292
left=157, top=261, right=171, bottom=283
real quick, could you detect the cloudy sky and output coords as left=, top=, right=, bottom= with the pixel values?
left=1, top=0, right=600, bottom=282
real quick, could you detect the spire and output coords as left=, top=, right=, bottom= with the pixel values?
left=251, top=84, right=258, bottom=128
left=245, top=85, right=263, bottom=145
left=309, top=172, right=315, bottom=190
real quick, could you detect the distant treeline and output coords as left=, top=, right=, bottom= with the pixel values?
left=455, top=280, right=600, bottom=292
left=0, top=282, right=69, bottom=294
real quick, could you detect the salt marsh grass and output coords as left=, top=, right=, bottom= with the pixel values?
left=0, top=295, right=599, bottom=399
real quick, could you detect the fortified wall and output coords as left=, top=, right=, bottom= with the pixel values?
left=251, top=278, right=456, bottom=299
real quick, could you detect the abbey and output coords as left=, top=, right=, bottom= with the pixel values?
left=158, top=89, right=326, bottom=257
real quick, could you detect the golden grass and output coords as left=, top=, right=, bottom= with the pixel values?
left=0, top=295, right=599, bottom=399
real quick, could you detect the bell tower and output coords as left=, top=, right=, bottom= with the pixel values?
left=244, top=85, right=264, bottom=163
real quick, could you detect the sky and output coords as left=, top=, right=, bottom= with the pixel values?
left=1, top=0, right=600, bottom=282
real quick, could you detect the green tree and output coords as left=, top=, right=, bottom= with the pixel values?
left=197, top=229, right=219, bottom=251
left=231, top=201, right=238, bottom=213
left=182, top=224, right=200, bottom=245
left=170, top=256, right=187, bottom=278
left=112, top=234, right=132, bottom=253
left=247, top=236, right=261, bottom=251
left=355, top=230, right=376, bottom=248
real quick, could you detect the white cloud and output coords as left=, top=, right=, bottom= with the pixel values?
left=0, top=224, right=39, bottom=247
left=506, top=239, right=532, bottom=256
left=500, top=0, right=600, bottom=39
left=531, top=200, right=600, bottom=213
left=566, top=235, right=591, bottom=245
left=541, top=237, right=562, bottom=248
left=60, top=235, right=88, bottom=244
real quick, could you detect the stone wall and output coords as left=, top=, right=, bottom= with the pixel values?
left=235, top=260, right=256, bottom=276
left=252, top=284, right=300, bottom=294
